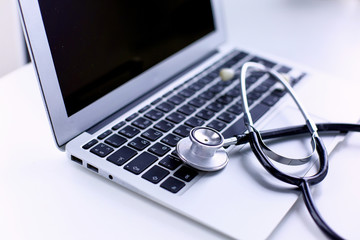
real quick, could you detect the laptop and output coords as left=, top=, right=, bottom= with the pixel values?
left=17, top=0, right=353, bottom=239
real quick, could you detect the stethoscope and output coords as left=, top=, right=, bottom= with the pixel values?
left=176, top=62, right=360, bottom=240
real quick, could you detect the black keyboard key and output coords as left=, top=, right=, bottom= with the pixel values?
left=250, top=103, right=271, bottom=123
left=247, top=72, right=265, bottom=83
left=198, top=76, right=213, bottom=85
left=188, top=82, right=205, bottom=91
left=188, top=97, right=206, bottom=108
left=142, top=165, right=170, bottom=184
left=223, top=59, right=237, bottom=68
left=277, top=65, right=292, bottom=73
left=168, top=95, right=185, bottom=105
left=292, top=72, right=306, bottom=85
left=217, top=112, right=236, bottom=123
left=138, top=105, right=151, bottom=113
left=106, top=146, right=137, bottom=166
left=199, top=90, right=215, bottom=100
left=151, top=98, right=162, bottom=105
left=128, top=137, right=151, bottom=151
left=179, top=88, right=195, bottom=98
left=141, top=128, right=163, bottom=141
left=112, top=121, right=126, bottom=130
left=207, top=71, right=219, bottom=80
left=185, top=117, right=205, bottom=128
left=253, top=85, right=269, bottom=93
left=174, top=166, right=198, bottom=182
left=250, top=56, right=276, bottom=68
left=262, top=77, right=277, bottom=88
left=222, top=116, right=246, bottom=138
left=166, top=112, right=186, bottom=124
left=236, top=98, right=254, bottom=107
left=218, top=78, right=233, bottom=86
left=97, top=130, right=112, bottom=140
left=272, top=88, right=286, bottom=97
left=196, top=109, right=215, bottom=120
left=82, top=139, right=98, bottom=150
left=124, top=152, right=158, bottom=175
left=161, top=133, right=182, bottom=147
left=207, top=120, right=227, bottom=131
left=154, top=120, right=174, bottom=132
left=262, top=94, right=280, bottom=106
left=159, top=155, right=182, bottom=170
left=216, top=95, right=233, bottom=105
left=160, top=177, right=185, bottom=193
left=206, top=102, right=224, bottom=112
left=222, top=103, right=271, bottom=138
left=163, top=90, right=173, bottom=98
left=227, top=104, right=243, bottom=115
left=226, top=88, right=241, bottom=98
left=177, top=104, right=196, bottom=116
left=105, top=134, right=127, bottom=148
left=208, top=84, right=225, bottom=94
left=145, top=109, right=164, bottom=121
left=173, top=125, right=192, bottom=137
left=232, top=51, right=248, bottom=62
left=156, top=102, right=175, bottom=113
left=90, top=143, right=114, bottom=157
left=247, top=91, right=262, bottom=101
left=171, top=149, right=179, bottom=158
left=148, top=143, right=171, bottom=157
left=119, top=126, right=140, bottom=138
left=131, top=117, right=152, bottom=129
left=125, top=113, right=139, bottom=122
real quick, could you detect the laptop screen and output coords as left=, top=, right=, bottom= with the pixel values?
left=38, top=0, right=215, bottom=117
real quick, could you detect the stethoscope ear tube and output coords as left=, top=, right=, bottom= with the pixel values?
left=248, top=122, right=347, bottom=239
left=248, top=130, right=328, bottom=186
left=234, top=123, right=360, bottom=145
left=248, top=131, right=304, bottom=186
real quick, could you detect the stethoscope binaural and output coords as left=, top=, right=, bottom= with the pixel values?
left=177, top=62, right=360, bottom=240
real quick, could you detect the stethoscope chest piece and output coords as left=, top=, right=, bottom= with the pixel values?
left=177, top=126, right=229, bottom=171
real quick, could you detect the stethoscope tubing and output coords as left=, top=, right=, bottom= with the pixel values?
left=234, top=123, right=360, bottom=145
left=247, top=130, right=328, bottom=186
left=178, top=59, right=359, bottom=239
left=238, top=62, right=352, bottom=239
left=248, top=127, right=344, bottom=239
left=300, top=179, right=343, bottom=240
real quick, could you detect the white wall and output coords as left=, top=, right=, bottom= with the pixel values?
left=0, top=0, right=26, bottom=78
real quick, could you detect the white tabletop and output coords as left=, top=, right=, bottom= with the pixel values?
left=1, top=0, right=360, bottom=239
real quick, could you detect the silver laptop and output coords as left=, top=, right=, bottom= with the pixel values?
left=17, top=0, right=350, bottom=239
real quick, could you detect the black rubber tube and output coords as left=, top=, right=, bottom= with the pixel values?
left=300, top=180, right=344, bottom=240
left=235, top=123, right=360, bottom=145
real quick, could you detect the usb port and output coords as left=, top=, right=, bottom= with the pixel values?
left=87, top=163, right=98, bottom=173
left=71, top=155, right=83, bottom=165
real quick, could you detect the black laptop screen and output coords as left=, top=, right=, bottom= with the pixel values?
left=38, top=0, right=215, bottom=116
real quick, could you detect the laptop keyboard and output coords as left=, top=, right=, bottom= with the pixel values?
left=81, top=49, right=305, bottom=194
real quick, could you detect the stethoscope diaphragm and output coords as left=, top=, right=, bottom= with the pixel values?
left=177, top=126, right=229, bottom=171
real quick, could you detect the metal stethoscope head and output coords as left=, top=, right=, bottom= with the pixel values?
left=177, top=126, right=233, bottom=171
left=177, top=62, right=320, bottom=171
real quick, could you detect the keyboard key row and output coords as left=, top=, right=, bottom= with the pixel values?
left=82, top=50, right=294, bottom=194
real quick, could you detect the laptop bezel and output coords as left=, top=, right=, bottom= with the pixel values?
left=17, top=0, right=226, bottom=148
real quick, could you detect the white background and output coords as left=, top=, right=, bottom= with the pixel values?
left=1, top=0, right=360, bottom=239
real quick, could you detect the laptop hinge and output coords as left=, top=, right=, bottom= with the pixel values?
left=86, top=49, right=219, bottom=134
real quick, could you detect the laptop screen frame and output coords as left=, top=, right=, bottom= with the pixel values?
left=18, top=0, right=226, bottom=148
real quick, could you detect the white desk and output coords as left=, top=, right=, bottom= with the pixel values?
left=1, top=0, right=360, bottom=239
